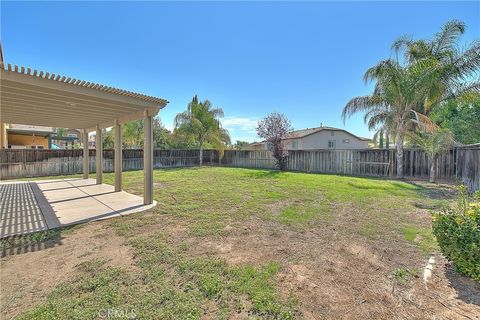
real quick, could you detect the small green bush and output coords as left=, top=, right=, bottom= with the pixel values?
left=432, top=186, right=480, bottom=281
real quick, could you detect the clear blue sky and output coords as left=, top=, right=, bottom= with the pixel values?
left=2, top=1, right=479, bottom=142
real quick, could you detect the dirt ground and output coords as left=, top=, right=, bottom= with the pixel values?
left=2, top=211, right=478, bottom=320
left=0, top=223, right=137, bottom=319
left=189, top=214, right=480, bottom=320
left=1, top=169, right=479, bottom=320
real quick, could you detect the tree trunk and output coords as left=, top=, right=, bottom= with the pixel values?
left=199, top=145, right=203, bottom=166
left=379, top=130, right=384, bottom=149
left=395, top=128, right=405, bottom=178
left=429, top=155, right=437, bottom=183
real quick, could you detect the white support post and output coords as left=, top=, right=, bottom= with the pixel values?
left=114, top=120, right=122, bottom=192
left=83, top=129, right=89, bottom=179
left=0, top=122, right=7, bottom=149
left=96, top=125, right=103, bottom=184
left=143, top=111, right=153, bottom=205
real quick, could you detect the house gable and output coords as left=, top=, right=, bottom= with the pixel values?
left=285, top=128, right=370, bottom=150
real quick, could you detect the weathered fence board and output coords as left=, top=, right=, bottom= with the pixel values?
left=1, top=146, right=479, bottom=191
left=220, top=146, right=479, bottom=192
left=0, top=149, right=218, bottom=180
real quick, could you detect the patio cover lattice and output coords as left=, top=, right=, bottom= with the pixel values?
left=0, top=54, right=168, bottom=205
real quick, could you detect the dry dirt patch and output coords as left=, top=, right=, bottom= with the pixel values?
left=188, top=216, right=480, bottom=319
left=0, top=220, right=136, bottom=320
left=1, top=210, right=479, bottom=320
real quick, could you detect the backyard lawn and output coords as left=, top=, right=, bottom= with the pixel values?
left=1, top=167, right=479, bottom=319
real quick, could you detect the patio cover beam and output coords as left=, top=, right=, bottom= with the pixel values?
left=0, top=63, right=168, bottom=130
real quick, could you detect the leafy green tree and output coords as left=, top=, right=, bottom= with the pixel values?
left=153, top=118, right=172, bottom=149
left=430, top=95, right=480, bottom=144
left=100, top=118, right=171, bottom=150
left=169, top=128, right=197, bottom=149
left=102, top=129, right=114, bottom=149
left=234, top=140, right=250, bottom=150
left=55, top=128, right=67, bottom=137
left=409, top=128, right=454, bottom=182
left=122, top=120, right=144, bottom=148
left=378, top=130, right=384, bottom=149
left=174, top=95, right=230, bottom=165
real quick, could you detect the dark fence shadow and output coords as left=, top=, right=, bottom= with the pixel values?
left=404, top=180, right=458, bottom=200
left=445, top=264, right=480, bottom=307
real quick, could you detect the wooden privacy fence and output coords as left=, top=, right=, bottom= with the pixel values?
left=0, top=149, right=219, bottom=180
left=0, top=146, right=478, bottom=191
left=220, top=146, right=480, bottom=192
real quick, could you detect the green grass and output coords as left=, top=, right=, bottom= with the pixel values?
left=18, top=232, right=296, bottom=320
left=13, top=167, right=450, bottom=319
left=138, top=167, right=443, bottom=240
left=392, top=267, right=418, bottom=284
left=402, top=225, right=438, bottom=254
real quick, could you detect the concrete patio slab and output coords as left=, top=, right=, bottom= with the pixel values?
left=38, top=187, right=87, bottom=203
left=0, top=178, right=157, bottom=238
left=76, top=184, right=117, bottom=196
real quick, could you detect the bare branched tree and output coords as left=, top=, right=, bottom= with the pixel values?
left=256, top=112, right=293, bottom=170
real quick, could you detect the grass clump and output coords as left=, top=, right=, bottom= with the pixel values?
left=128, top=232, right=297, bottom=319
left=17, top=259, right=130, bottom=320
left=18, top=229, right=297, bottom=319
left=392, top=267, right=418, bottom=284
left=402, top=226, right=437, bottom=254
left=278, top=202, right=331, bottom=226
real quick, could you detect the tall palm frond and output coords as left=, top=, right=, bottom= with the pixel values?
left=431, top=20, right=465, bottom=57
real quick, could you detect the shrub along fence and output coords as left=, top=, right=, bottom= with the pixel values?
left=0, top=146, right=478, bottom=191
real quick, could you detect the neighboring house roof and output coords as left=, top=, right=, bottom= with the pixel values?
left=51, top=136, right=78, bottom=141
left=283, top=126, right=371, bottom=141
left=7, top=128, right=54, bottom=137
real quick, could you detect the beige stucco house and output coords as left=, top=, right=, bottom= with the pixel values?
left=245, top=126, right=371, bottom=150
left=3, top=124, right=55, bottom=149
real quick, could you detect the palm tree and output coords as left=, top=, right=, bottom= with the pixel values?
left=409, top=129, right=454, bottom=183
left=342, top=59, right=440, bottom=177
left=174, top=96, right=230, bottom=165
left=343, top=20, right=480, bottom=178
left=393, top=20, right=480, bottom=114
